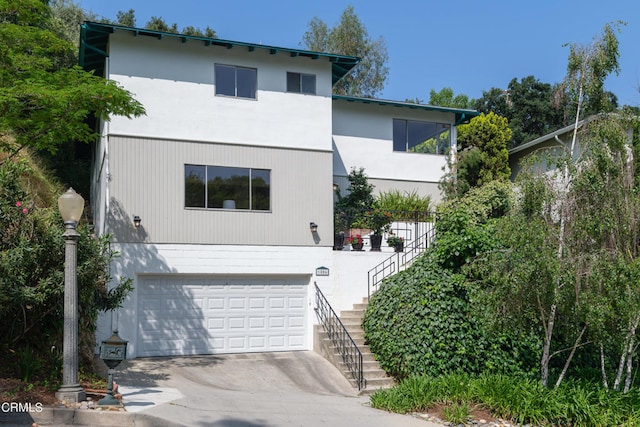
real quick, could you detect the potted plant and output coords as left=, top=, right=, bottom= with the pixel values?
left=333, top=211, right=347, bottom=250
left=365, top=209, right=391, bottom=251
left=387, top=235, right=404, bottom=252
left=347, top=234, right=364, bottom=251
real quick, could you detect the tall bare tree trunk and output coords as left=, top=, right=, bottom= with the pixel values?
left=555, top=324, right=587, bottom=388
left=600, top=343, right=609, bottom=389
left=541, top=304, right=557, bottom=387
left=614, top=314, right=639, bottom=390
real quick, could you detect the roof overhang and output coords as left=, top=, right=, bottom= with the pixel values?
left=509, top=118, right=591, bottom=155
left=79, top=21, right=360, bottom=85
left=332, top=95, right=480, bottom=125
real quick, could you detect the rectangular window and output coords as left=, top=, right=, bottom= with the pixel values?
left=215, top=64, right=257, bottom=99
left=392, top=119, right=451, bottom=155
left=185, top=164, right=270, bottom=211
left=286, top=72, right=316, bottom=95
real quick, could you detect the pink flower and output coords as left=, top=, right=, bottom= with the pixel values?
left=15, top=201, right=21, bottom=207
left=22, top=208, right=28, bottom=214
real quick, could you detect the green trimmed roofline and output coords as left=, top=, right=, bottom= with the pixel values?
left=332, top=95, right=480, bottom=125
left=79, top=21, right=360, bottom=85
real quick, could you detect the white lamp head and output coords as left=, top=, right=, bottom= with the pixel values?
left=58, top=188, right=85, bottom=224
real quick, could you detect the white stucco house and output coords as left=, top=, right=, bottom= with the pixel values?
left=79, top=22, right=479, bottom=358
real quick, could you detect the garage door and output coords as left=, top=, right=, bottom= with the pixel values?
left=137, top=275, right=308, bottom=357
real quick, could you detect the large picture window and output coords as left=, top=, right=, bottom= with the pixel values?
left=185, top=164, right=270, bottom=211
left=393, top=119, right=451, bottom=155
left=215, top=64, right=257, bottom=99
left=286, top=72, right=316, bottom=95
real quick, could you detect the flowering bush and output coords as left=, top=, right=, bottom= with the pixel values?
left=0, top=158, right=132, bottom=374
left=348, top=234, right=363, bottom=245
left=365, top=209, right=392, bottom=235
left=387, top=235, right=404, bottom=247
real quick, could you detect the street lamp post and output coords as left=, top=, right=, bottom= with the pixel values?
left=55, top=188, right=86, bottom=404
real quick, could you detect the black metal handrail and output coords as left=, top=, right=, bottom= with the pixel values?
left=367, top=223, right=436, bottom=298
left=314, top=283, right=364, bottom=390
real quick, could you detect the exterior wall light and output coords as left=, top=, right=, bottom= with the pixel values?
left=133, top=215, right=141, bottom=228
left=310, top=222, right=318, bottom=233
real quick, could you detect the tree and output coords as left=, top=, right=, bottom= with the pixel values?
left=48, top=0, right=95, bottom=65
left=144, top=15, right=178, bottom=33
left=475, top=76, right=566, bottom=147
left=440, top=112, right=512, bottom=199
left=115, top=8, right=135, bottom=27
left=335, top=167, right=375, bottom=228
left=106, top=9, right=218, bottom=38
left=470, top=23, right=631, bottom=389
left=428, top=87, right=472, bottom=109
left=301, top=6, right=388, bottom=97
left=0, top=0, right=145, bottom=161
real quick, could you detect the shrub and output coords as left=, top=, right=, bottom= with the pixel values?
left=375, top=189, right=431, bottom=220
left=0, top=157, right=132, bottom=377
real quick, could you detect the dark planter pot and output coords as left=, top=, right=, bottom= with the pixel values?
left=394, top=241, right=404, bottom=252
left=351, top=242, right=364, bottom=251
left=334, top=233, right=344, bottom=251
left=370, top=234, right=383, bottom=251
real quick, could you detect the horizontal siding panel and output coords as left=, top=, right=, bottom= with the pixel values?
left=107, top=136, right=332, bottom=247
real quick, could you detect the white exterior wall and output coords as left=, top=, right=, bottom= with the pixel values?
left=332, top=100, right=457, bottom=204
left=96, top=243, right=393, bottom=358
left=105, top=32, right=333, bottom=151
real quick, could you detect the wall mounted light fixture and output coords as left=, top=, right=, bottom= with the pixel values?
left=310, top=222, right=318, bottom=233
left=133, top=215, right=142, bottom=228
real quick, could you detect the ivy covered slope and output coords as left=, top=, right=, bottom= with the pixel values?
left=363, top=181, right=540, bottom=379
left=0, top=153, right=133, bottom=382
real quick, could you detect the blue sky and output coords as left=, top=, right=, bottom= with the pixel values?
left=77, top=0, right=640, bottom=107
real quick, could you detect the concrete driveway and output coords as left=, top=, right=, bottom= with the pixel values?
left=114, top=351, right=437, bottom=427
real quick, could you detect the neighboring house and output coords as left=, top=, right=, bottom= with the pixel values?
left=79, top=22, right=478, bottom=359
left=508, top=119, right=591, bottom=179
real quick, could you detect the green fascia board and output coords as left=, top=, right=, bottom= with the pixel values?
left=79, top=21, right=360, bottom=85
left=333, top=95, right=480, bottom=125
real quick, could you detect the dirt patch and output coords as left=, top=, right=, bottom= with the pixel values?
left=0, top=378, right=59, bottom=406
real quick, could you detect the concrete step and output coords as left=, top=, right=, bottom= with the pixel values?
left=340, top=309, right=365, bottom=318
left=340, top=317, right=362, bottom=327
left=361, top=377, right=396, bottom=389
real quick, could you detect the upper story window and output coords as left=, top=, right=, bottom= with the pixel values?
left=215, top=64, right=257, bottom=99
left=185, top=164, right=270, bottom=211
left=287, top=72, right=316, bottom=95
left=393, top=119, right=451, bottom=155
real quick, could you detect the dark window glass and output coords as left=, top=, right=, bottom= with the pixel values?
left=287, top=72, right=315, bottom=95
left=407, top=121, right=438, bottom=154
left=300, top=74, right=316, bottom=94
left=236, top=67, right=257, bottom=99
left=392, top=119, right=407, bottom=152
left=215, top=64, right=236, bottom=96
left=207, top=166, right=250, bottom=209
left=287, top=72, right=300, bottom=93
left=186, top=165, right=269, bottom=211
left=185, top=165, right=206, bottom=208
left=393, top=119, right=451, bottom=154
left=251, top=169, right=270, bottom=211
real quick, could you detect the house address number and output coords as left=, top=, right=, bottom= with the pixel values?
left=315, top=266, right=330, bottom=276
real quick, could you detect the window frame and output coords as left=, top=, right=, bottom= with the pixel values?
left=286, top=71, right=316, bottom=95
left=214, top=63, right=258, bottom=99
left=184, top=164, right=271, bottom=212
left=392, top=118, right=452, bottom=155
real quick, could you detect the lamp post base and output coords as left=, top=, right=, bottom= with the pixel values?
left=56, top=384, right=86, bottom=404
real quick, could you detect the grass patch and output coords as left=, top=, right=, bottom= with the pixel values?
left=370, top=373, right=640, bottom=426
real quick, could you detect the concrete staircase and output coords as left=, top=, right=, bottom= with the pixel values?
left=315, top=298, right=396, bottom=396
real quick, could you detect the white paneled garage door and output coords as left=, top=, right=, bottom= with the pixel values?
left=137, top=275, right=308, bottom=357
